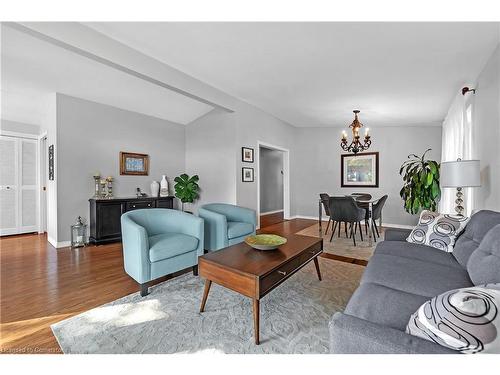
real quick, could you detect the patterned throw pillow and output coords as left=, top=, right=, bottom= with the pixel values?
left=406, top=284, right=500, bottom=353
left=406, top=210, right=469, bottom=252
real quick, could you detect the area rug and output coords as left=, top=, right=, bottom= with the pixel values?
left=51, top=259, right=363, bottom=354
left=296, top=223, right=385, bottom=261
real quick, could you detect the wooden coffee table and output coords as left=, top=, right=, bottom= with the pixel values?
left=198, top=234, right=323, bottom=345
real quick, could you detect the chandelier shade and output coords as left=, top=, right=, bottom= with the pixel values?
left=340, top=110, right=371, bottom=154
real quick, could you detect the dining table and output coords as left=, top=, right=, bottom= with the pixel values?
left=318, top=195, right=383, bottom=246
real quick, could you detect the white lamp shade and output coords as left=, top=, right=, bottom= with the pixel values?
left=440, top=160, right=481, bottom=188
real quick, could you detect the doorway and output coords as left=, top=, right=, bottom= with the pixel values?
left=257, top=141, right=290, bottom=228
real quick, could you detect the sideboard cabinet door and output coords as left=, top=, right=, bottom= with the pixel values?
left=97, top=202, right=124, bottom=241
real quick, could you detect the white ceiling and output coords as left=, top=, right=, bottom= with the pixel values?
left=86, top=22, right=500, bottom=127
left=1, top=25, right=214, bottom=126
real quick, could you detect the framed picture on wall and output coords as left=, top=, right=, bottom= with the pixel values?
left=120, top=151, right=149, bottom=176
left=341, top=152, right=379, bottom=188
left=241, top=147, right=254, bottom=163
left=242, top=167, right=254, bottom=182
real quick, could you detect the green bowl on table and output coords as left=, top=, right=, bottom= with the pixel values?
left=244, top=234, right=287, bottom=251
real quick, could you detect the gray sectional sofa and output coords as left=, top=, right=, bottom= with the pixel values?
left=329, top=210, right=500, bottom=354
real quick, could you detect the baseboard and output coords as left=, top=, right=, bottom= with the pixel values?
left=47, top=236, right=71, bottom=249
left=260, top=209, right=284, bottom=216
left=290, top=215, right=414, bottom=229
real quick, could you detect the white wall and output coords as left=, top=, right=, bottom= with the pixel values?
left=473, top=43, right=500, bottom=211
left=55, top=94, right=186, bottom=243
left=259, top=147, right=284, bottom=213
left=234, top=103, right=296, bottom=216
left=185, top=108, right=237, bottom=212
left=292, top=125, right=442, bottom=226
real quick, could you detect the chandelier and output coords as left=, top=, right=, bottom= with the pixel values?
left=340, top=110, right=371, bottom=154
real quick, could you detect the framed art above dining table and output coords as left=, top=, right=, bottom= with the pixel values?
left=341, top=152, right=379, bottom=188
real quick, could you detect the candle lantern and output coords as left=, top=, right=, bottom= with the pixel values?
left=71, top=216, right=87, bottom=248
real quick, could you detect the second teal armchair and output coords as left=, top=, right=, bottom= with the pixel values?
left=198, top=203, right=256, bottom=251
left=121, top=208, right=204, bottom=296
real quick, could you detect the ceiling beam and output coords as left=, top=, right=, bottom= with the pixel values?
left=4, top=22, right=234, bottom=113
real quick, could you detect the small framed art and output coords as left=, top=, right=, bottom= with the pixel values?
left=242, top=147, right=254, bottom=163
left=242, top=167, right=254, bottom=182
left=120, top=152, right=149, bottom=176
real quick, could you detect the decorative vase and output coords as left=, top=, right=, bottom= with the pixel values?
left=160, top=175, right=169, bottom=197
left=150, top=181, right=160, bottom=197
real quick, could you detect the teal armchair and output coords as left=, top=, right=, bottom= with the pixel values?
left=198, top=203, right=256, bottom=251
left=121, top=208, right=204, bottom=296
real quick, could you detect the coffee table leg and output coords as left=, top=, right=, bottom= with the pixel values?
left=253, top=298, right=260, bottom=345
left=199, top=280, right=212, bottom=313
left=314, top=257, right=322, bottom=281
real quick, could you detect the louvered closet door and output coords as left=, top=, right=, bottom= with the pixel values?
left=20, top=139, right=38, bottom=233
left=0, top=136, right=19, bottom=235
left=0, top=136, right=38, bottom=235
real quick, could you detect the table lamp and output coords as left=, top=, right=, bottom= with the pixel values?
left=440, top=159, right=481, bottom=216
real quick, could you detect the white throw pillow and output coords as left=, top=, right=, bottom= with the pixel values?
left=406, top=284, right=500, bottom=353
left=406, top=210, right=469, bottom=252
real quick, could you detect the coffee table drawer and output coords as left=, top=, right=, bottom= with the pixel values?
left=260, top=257, right=300, bottom=294
left=299, top=243, right=322, bottom=264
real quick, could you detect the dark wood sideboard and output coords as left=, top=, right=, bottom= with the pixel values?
left=89, top=196, right=174, bottom=244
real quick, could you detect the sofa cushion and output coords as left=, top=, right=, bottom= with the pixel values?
left=362, top=254, right=473, bottom=297
left=344, top=282, right=430, bottom=331
left=374, top=240, right=463, bottom=270
left=406, top=211, right=469, bottom=252
left=453, top=210, right=500, bottom=268
left=148, top=233, right=199, bottom=262
left=467, top=224, right=500, bottom=285
left=227, top=221, right=254, bottom=239
left=406, top=284, right=500, bottom=354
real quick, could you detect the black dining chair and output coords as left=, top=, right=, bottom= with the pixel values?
left=319, top=193, right=332, bottom=234
left=365, top=195, right=388, bottom=241
left=328, top=196, right=366, bottom=246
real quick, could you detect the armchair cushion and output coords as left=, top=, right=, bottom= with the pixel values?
left=227, top=221, right=254, bottom=239
left=148, top=233, right=199, bottom=262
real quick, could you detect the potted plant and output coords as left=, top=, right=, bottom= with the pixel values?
left=174, top=173, right=200, bottom=212
left=399, top=148, right=441, bottom=214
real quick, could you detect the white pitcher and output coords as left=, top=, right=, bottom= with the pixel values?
left=160, top=175, right=169, bottom=197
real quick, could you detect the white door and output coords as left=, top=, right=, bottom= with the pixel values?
left=0, top=136, right=38, bottom=235
left=0, top=136, right=19, bottom=235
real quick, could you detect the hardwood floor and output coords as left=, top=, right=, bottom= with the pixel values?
left=0, top=218, right=363, bottom=354
left=259, top=211, right=284, bottom=227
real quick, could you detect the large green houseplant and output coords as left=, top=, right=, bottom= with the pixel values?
left=174, top=173, right=200, bottom=212
left=399, top=149, right=441, bottom=214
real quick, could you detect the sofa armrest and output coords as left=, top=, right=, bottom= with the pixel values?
left=329, top=313, right=457, bottom=354
left=199, top=208, right=228, bottom=251
left=121, top=215, right=151, bottom=283
left=384, top=228, right=412, bottom=241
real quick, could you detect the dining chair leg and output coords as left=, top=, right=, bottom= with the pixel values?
left=350, top=223, right=356, bottom=246
left=358, top=222, right=364, bottom=242
left=325, top=218, right=331, bottom=234
left=338, top=221, right=341, bottom=238
left=344, top=222, right=348, bottom=238
left=329, top=225, right=335, bottom=242
left=371, top=224, right=377, bottom=243
left=372, top=219, right=380, bottom=238
left=332, top=221, right=338, bottom=236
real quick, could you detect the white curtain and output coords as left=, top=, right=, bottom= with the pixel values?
left=440, top=92, right=475, bottom=215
